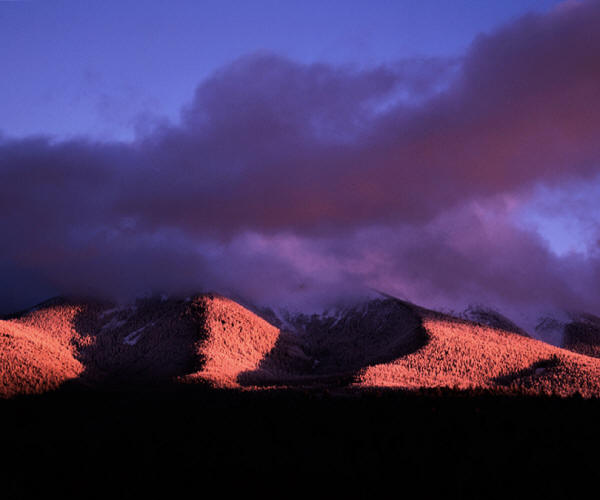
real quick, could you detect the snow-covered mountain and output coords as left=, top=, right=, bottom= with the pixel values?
left=460, top=305, right=530, bottom=337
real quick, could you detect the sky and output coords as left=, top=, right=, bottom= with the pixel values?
left=2, top=0, right=600, bottom=328
left=1, top=0, right=560, bottom=141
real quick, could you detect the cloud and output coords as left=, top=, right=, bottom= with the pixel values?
left=2, top=1, right=600, bottom=323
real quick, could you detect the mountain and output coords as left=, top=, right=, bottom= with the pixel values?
left=2, top=293, right=600, bottom=397
left=461, top=305, right=529, bottom=337
left=548, top=312, right=600, bottom=359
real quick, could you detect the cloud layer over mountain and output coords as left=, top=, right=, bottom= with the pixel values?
left=2, top=1, right=600, bottom=317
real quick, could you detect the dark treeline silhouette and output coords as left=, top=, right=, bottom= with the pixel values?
left=1, top=384, right=599, bottom=498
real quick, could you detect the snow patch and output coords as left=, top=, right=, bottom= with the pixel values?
left=99, top=303, right=137, bottom=319
left=123, top=323, right=154, bottom=346
left=100, top=316, right=127, bottom=331
left=330, top=310, right=344, bottom=328
left=272, top=308, right=297, bottom=332
left=99, top=307, right=121, bottom=319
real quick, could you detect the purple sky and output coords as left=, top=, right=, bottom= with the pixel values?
left=2, top=0, right=600, bottom=322
left=1, top=0, right=561, bottom=141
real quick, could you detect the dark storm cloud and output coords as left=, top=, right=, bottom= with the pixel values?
left=2, top=1, right=600, bottom=320
left=118, top=54, right=457, bottom=236
left=118, top=2, right=600, bottom=235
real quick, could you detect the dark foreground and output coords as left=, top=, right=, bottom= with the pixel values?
left=1, top=384, right=599, bottom=499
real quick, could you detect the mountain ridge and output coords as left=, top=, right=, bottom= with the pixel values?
left=2, top=292, right=600, bottom=397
